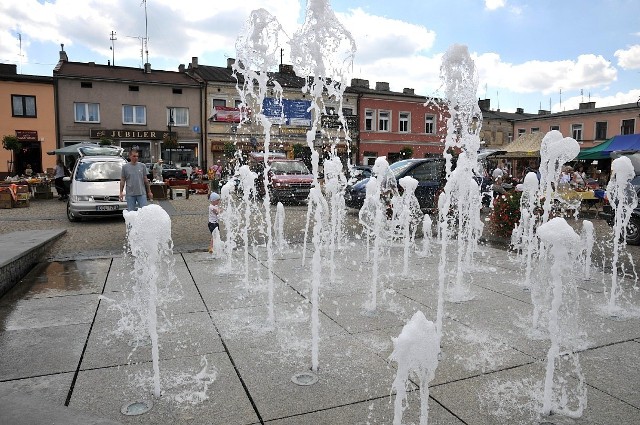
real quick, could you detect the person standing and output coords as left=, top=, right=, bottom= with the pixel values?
left=152, top=158, right=164, bottom=181
left=119, top=149, right=153, bottom=211
left=54, top=158, right=68, bottom=201
left=207, top=192, right=221, bottom=253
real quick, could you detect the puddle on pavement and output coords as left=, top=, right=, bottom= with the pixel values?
left=0, top=259, right=112, bottom=304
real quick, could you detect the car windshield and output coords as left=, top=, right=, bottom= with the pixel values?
left=270, top=161, right=310, bottom=175
left=387, top=160, right=417, bottom=178
left=75, top=160, right=123, bottom=182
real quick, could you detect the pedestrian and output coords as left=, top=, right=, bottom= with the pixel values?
left=119, top=148, right=153, bottom=211
left=54, top=158, right=68, bottom=200
left=24, top=164, right=33, bottom=177
left=208, top=191, right=221, bottom=253
left=152, top=158, right=164, bottom=181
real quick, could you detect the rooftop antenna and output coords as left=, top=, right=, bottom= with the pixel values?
left=496, top=91, right=499, bottom=110
left=559, top=88, right=562, bottom=111
left=280, top=48, right=283, bottom=66
left=484, top=83, right=487, bottom=99
left=109, top=31, right=117, bottom=66
left=17, top=33, right=23, bottom=74
left=580, top=89, right=584, bottom=103
left=141, top=0, right=149, bottom=64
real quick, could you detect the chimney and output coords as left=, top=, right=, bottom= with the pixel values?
left=516, top=107, right=524, bottom=114
left=538, top=109, right=550, bottom=115
left=375, top=81, right=390, bottom=91
left=191, top=57, right=198, bottom=69
left=0, top=64, right=17, bottom=75
left=144, top=63, right=151, bottom=74
left=88, top=62, right=95, bottom=67
left=279, top=64, right=295, bottom=75
left=227, top=58, right=235, bottom=69
left=478, top=99, right=491, bottom=111
left=350, top=78, right=369, bottom=89
left=178, top=64, right=185, bottom=73
left=579, top=101, right=596, bottom=110
left=402, top=88, right=415, bottom=95
left=59, top=43, right=68, bottom=62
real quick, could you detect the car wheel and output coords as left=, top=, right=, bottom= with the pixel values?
left=67, top=202, right=80, bottom=222
left=626, top=216, right=640, bottom=245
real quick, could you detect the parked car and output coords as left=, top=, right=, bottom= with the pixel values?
left=345, top=158, right=446, bottom=212
left=160, top=163, right=187, bottom=180
left=346, top=165, right=372, bottom=186
left=248, top=153, right=314, bottom=204
left=65, top=146, right=128, bottom=222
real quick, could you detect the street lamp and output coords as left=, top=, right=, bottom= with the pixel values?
left=167, top=110, right=175, bottom=165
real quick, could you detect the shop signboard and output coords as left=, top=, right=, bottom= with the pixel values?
left=262, top=98, right=311, bottom=127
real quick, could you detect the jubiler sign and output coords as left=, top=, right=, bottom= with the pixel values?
left=90, top=129, right=171, bottom=140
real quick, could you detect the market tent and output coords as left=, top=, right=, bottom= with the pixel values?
left=576, top=134, right=640, bottom=160
left=46, top=142, right=101, bottom=156
left=496, top=133, right=544, bottom=158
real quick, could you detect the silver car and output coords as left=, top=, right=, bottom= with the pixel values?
left=66, top=147, right=128, bottom=222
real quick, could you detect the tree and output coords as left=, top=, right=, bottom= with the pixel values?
left=163, top=134, right=178, bottom=164
left=223, top=142, right=236, bottom=159
left=99, top=136, right=113, bottom=146
left=400, top=146, right=414, bottom=159
left=2, top=135, right=22, bottom=175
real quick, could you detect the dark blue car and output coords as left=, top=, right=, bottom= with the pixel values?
left=345, top=158, right=446, bottom=212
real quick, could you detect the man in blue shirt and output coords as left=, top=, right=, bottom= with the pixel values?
left=119, top=149, right=153, bottom=211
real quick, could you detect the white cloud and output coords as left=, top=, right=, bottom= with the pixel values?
left=552, top=88, right=640, bottom=111
left=485, top=0, right=506, bottom=11
left=614, top=44, right=640, bottom=70
left=474, top=53, right=617, bottom=95
left=336, top=8, right=436, bottom=65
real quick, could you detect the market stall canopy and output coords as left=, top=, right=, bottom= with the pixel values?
left=496, top=133, right=544, bottom=158
left=47, top=142, right=101, bottom=156
left=576, top=134, right=640, bottom=160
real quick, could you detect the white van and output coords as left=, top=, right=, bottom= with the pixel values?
left=65, top=145, right=128, bottom=222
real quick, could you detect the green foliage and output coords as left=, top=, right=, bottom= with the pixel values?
left=489, top=191, right=522, bottom=238
left=223, top=142, right=237, bottom=158
left=399, top=146, right=414, bottom=159
left=98, top=137, right=113, bottom=146
left=2, top=135, right=21, bottom=152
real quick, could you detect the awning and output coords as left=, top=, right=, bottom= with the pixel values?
left=46, top=142, right=101, bottom=156
left=496, top=133, right=544, bottom=158
left=576, top=134, right=640, bottom=160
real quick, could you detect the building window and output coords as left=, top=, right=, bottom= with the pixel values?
left=234, top=99, right=243, bottom=108
left=399, top=112, right=410, bottom=133
left=621, top=119, right=635, bottom=135
left=129, top=85, right=139, bottom=92
left=168, top=107, right=188, bottom=126
left=378, top=111, right=390, bottom=131
left=595, top=121, right=608, bottom=140
left=11, top=95, right=37, bottom=117
left=531, top=127, right=539, bottom=133
left=74, top=102, right=100, bottom=122
left=425, top=115, right=435, bottom=134
left=342, top=108, right=353, bottom=116
left=571, top=123, right=583, bottom=141
left=212, top=98, right=226, bottom=109
left=80, top=82, right=92, bottom=88
left=123, top=105, right=146, bottom=125
left=517, top=128, right=526, bottom=136
left=550, top=125, right=560, bottom=131
left=172, top=88, right=182, bottom=94
left=365, top=109, right=374, bottom=131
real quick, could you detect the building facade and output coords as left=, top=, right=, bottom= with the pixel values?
left=347, top=79, right=447, bottom=165
left=187, top=57, right=358, bottom=169
left=53, top=48, right=203, bottom=167
left=512, top=101, right=640, bottom=148
left=0, top=64, right=56, bottom=176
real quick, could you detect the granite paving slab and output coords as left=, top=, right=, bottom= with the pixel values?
left=0, top=371, right=74, bottom=406
left=0, top=323, right=89, bottom=380
left=0, top=293, right=99, bottom=331
left=69, top=353, right=259, bottom=425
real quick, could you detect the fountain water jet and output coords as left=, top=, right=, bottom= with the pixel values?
left=123, top=204, right=176, bottom=398
left=605, top=156, right=638, bottom=315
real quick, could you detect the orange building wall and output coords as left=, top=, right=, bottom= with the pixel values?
left=0, top=80, right=56, bottom=174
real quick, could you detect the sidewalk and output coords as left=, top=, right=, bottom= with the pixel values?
left=0, top=240, right=638, bottom=424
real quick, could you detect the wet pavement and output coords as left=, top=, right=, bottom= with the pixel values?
left=0, top=235, right=639, bottom=424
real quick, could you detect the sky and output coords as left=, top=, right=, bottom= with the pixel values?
left=1, top=0, right=639, bottom=115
